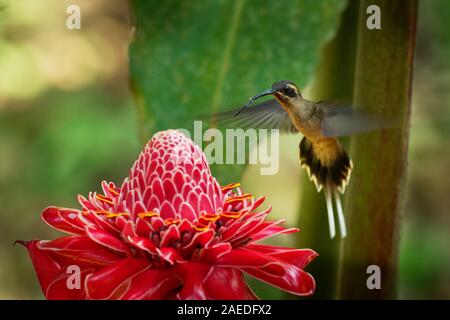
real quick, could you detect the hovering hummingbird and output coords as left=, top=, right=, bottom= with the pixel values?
left=213, top=80, right=389, bottom=239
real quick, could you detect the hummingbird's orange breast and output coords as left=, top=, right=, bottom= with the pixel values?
left=311, top=137, right=343, bottom=167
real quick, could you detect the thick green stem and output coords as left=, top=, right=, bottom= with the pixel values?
left=293, top=1, right=359, bottom=299
left=337, top=0, right=417, bottom=299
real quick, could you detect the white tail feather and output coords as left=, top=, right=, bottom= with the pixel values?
left=334, top=189, right=347, bottom=238
left=324, top=187, right=336, bottom=239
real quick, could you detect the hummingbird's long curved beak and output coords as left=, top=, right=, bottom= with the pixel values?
left=234, top=89, right=276, bottom=117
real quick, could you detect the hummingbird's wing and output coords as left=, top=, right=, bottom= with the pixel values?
left=211, top=99, right=296, bottom=133
left=320, top=103, right=394, bottom=137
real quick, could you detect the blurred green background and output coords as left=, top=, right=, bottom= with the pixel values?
left=0, top=0, right=449, bottom=299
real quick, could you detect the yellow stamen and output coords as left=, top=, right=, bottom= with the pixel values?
left=95, top=194, right=114, bottom=205
left=104, top=212, right=130, bottom=218
left=224, top=193, right=252, bottom=204
left=92, top=210, right=111, bottom=215
left=109, top=187, right=120, bottom=196
left=164, top=218, right=180, bottom=225
left=84, top=210, right=130, bottom=218
left=220, top=211, right=241, bottom=219
left=138, top=211, right=160, bottom=218
left=221, top=183, right=241, bottom=192
left=199, top=213, right=220, bottom=222
left=193, top=224, right=209, bottom=232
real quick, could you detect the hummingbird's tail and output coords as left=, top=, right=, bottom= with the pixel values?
left=299, top=136, right=353, bottom=238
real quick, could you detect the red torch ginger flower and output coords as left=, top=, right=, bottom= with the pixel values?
left=18, top=130, right=317, bottom=299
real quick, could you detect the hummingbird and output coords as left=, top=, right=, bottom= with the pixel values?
left=213, top=80, right=389, bottom=239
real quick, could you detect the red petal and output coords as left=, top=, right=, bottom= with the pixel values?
left=115, top=215, right=128, bottom=231
left=246, top=244, right=318, bottom=269
left=242, top=266, right=316, bottom=296
left=135, top=218, right=152, bottom=237
left=121, top=269, right=180, bottom=300
left=157, top=247, right=182, bottom=265
left=46, top=268, right=93, bottom=300
left=177, top=219, right=193, bottom=233
left=250, top=220, right=298, bottom=242
left=249, top=196, right=265, bottom=211
left=198, top=193, right=213, bottom=213
left=101, top=180, right=119, bottom=199
left=42, top=207, right=85, bottom=235
left=160, top=224, right=180, bottom=248
left=174, top=263, right=210, bottom=299
left=228, top=216, right=266, bottom=244
left=202, top=267, right=258, bottom=300
left=216, top=248, right=284, bottom=275
left=18, top=240, right=63, bottom=294
left=122, top=220, right=137, bottom=239
left=127, top=235, right=157, bottom=255
left=174, top=263, right=258, bottom=300
left=173, top=170, right=185, bottom=192
left=38, top=236, right=123, bottom=267
left=85, top=210, right=121, bottom=235
left=85, top=258, right=150, bottom=299
left=78, top=195, right=96, bottom=211
left=216, top=247, right=316, bottom=295
left=160, top=201, right=176, bottom=219
left=220, top=217, right=248, bottom=242
left=182, top=229, right=215, bottom=254
left=151, top=178, right=165, bottom=204
left=200, top=242, right=232, bottom=263
left=85, top=226, right=131, bottom=255
left=150, top=217, right=165, bottom=232
left=163, top=179, right=177, bottom=202
left=179, top=202, right=196, bottom=221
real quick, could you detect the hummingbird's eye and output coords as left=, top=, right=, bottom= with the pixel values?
left=283, top=86, right=296, bottom=98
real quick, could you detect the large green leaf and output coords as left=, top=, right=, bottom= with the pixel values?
left=130, top=0, right=346, bottom=182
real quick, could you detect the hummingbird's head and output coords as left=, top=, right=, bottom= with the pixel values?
left=271, top=80, right=302, bottom=102
left=234, top=80, right=302, bottom=117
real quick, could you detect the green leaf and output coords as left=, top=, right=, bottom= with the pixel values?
left=130, top=0, right=346, bottom=183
